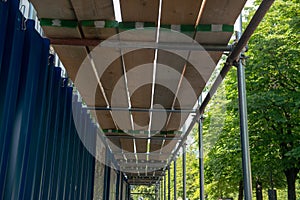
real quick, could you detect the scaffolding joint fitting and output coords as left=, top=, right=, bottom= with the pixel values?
left=199, top=115, right=205, bottom=122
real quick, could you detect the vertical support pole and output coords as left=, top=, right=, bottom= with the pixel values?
left=163, top=176, right=166, bottom=200
left=103, top=149, right=111, bottom=200
left=128, top=184, right=131, bottom=200
left=198, top=115, right=205, bottom=200
left=120, top=175, right=123, bottom=200
left=173, top=160, right=177, bottom=200
left=155, top=183, right=159, bottom=200
left=159, top=181, right=161, bottom=200
left=161, top=180, right=163, bottom=200
left=236, top=14, right=253, bottom=200
left=168, top=168, right=170, bottom=200
left=182, top=144, right=186, bottom=200
left=116, top=171, right=120, bottom=200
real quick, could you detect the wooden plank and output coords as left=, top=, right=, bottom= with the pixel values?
left=150, top=140, right=163, bottom=153
left=195, top=31, right=233, bottom=63
left=42, top=27, right=81, bottom=38
left=156, top=0, right=201, bottom=130
left=120, top=138, right=134, bottom=152
left=161, top=139, right=178, bottom=154
left=82, top=27, right=117, bottom=40
left=161, top=0, right=202, bottom=24
left=135, top=139, right=148, bottom=153
left=199, top=0, right=247, bottom=25
left=52, top=45, right=86, bottom=78
left=153, top=49, right=187, bottom=131
left=195, top=32, right=232, bottom=45
left=120, top=0, right=159, bottom=22
left=70, top=0, right=115, bottom=20
left=90, top=47, right=131, bottom=130
left=106, top=137, right=122, bottom=153
left=123, top=49, right=155, bottom=131
left=30, top=0, right=76, bottom=19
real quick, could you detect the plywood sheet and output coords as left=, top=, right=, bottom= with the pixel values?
left=199, top=0, right=247, bottom=24
left=161, top=139, right=178, bottom=154
left=135, top=139, right=148, bottom=153
left=156, top=1, right=200, bottom=131
left=150, top=140, right=163, bottom=153
left=82, top=27, right=117, bottom=40
left=90, top=47, right=131, bottom=130
left=52, top=45, right=86, bottom=77
left=42, top=27, right=81, bottom=38
left=120, top=0, right=159, bottom=22
left=195, top=32, right=232, bottom=45
left=70, top=0, right=115, bottom=20
left=161, top=0, right=202, bottom=24
left=120, top=138, right=134, bottom=152
left=106, top=136, right=122, bottom=153
left=153, top=50, right=187, bottom=131
left=123, top=49, right=155, bottom=130
left=30, top=0, right=75, bottom=19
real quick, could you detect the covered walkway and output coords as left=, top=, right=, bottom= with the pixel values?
left=0, top=0, right=274, bottom=199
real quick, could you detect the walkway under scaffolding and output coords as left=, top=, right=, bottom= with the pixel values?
left=0, top=0, right=274, bottom=199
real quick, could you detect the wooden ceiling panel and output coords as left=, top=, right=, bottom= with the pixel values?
left=120, top=138, right=134, bottom=153
left=199, top=0, right=247, bottom=25
left=161, top=0, right=202, bottom=24
left=30, top=0, right=75, bottom=19
left=135, top=139, right=148, bottom=153
left=70, top=0, right=115, bottom=20
left=120, top=0, right=159, bottom=22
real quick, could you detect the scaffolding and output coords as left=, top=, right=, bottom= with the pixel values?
left=0, top=0, right=275, bottom=199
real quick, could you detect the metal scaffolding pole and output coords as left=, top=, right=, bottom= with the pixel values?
left=164, top=176, right=166, bottom=200
left=236, top=15, right=253, bottom=200
left=174, top=160, right=177, bottom=200
left=183, top=144, right=186, bottom=200
left=198, top=115, right=205, bottom=200
left=168, top=168, right=171, bottom=200
left=155, top=184, right=160, bottom=200
left=49, top=38, right=233, bottom=52
left=160, top=180, right=163, bottom=200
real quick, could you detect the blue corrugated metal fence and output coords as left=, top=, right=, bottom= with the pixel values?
left=0, top=1, right=96, bottom=199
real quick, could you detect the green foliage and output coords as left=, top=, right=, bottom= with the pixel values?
left=246, top=0, right=300, bottom=185
left=131, top=185, right=156, bottom=200
left=202, top=0, right=300, bottom=198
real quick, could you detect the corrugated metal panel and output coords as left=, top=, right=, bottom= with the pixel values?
left=0, top=1, right=97, bottom=199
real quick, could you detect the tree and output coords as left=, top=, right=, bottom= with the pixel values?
left=245, top=0, right=300, bottom=199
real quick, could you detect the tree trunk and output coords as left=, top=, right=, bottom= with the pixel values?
left=284, top=167, right=299, bottom=200
left=238, top=180, right=243, bottom=200
left=256, top=180, right=263, bottom=200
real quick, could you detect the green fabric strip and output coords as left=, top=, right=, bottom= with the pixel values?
left=196, top=24, right=234, bottom=32
left=196, top=24, right=212, bottom=32
left=222, top=24, right=234, bottom=32
left=119, top=22, right=136, bottom=29
left=180, top=24, right=195, bottom=32
left=160, top=24, right=195, bottom=32
left=119, top=22, right=156, bottom=29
